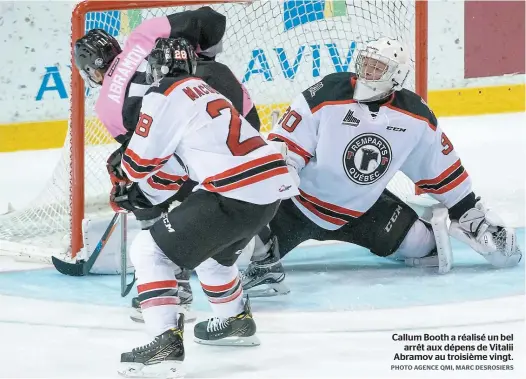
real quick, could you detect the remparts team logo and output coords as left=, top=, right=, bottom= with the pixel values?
left=343, top=133, right=392, bottom=185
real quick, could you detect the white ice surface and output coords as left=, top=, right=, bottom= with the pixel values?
left=0, top=294, right=524, bottom=379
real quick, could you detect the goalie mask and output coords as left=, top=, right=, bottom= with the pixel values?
left=353, top=37, right=410, bottom=102
left=146, top=37, right=198, bottom=84
left=74, top=29, right=122, bottom=87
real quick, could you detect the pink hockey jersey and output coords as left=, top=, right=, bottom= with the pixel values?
left=269, top=72, right=472, bottom=230
left=95, top=7, right=229, bottom=139
left=121, top=75, right=299, bottom=205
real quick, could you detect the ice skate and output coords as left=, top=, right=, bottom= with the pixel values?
left=131, top=269, right=195, bottom=323
left=194, top=297, right=260, bottom=346
left=119, top=314, right=185, bottom=378
left=241, top=237, right=289, bottom=297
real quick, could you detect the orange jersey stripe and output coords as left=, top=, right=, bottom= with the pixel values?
left=419, top=171, right=469, bottom=195
left=124, top=148, right=171, bottom=167
left=415, top=159, right=462, bottom=186
left=295, top=196, right=347, bottom=226
left=311, top=99, right=357, bottom=114
left=147, top=176, right=182, bottom=191
left=299, top=189, right=363, bottom=218
left=122, top=159, right=148, bottom=180
left=204, top=154, right=284, bottom=182
left=203, top=166, right=289, bottom=193
left=268, top=133, right=313, bottom=164
left=384, top=103, right=437, bottom=131
left=164, top=77, right=196, bottom=96
left=155, top=171, right=189, bottom=182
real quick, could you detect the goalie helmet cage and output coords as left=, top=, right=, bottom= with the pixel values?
left=0, top=0, right=428, bottom=260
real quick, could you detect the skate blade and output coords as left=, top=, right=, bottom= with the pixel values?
left=118, top=361, right=184, bottom=378
left=130, top=306, right=196, bottom=324
left=194, top=334, right=260, bottom=347
left=244, top=282, right=290, bottom=298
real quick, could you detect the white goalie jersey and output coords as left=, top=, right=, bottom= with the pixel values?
left=121, top=75, right=299, bottom=205
left=269, top=72, right=473, bottom=230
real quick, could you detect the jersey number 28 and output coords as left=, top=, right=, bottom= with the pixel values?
left=206, top=99, right=266, bottom=156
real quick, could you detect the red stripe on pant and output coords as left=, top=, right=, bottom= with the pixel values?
left=141, top=297, right=180, bottom=309
left=200, top=277, right=243, bottom=304
left=200, top=277, right=238, bottom=293
left=208, top=286, right=243, bottom=304
left=138, top=280, right=178, bottom=294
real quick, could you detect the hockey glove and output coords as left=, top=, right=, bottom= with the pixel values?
left=110, top=182, right=154, bottom=213
left=449, top=199, right=522, bottom=268
left=106, top=144, right=128, bottom=184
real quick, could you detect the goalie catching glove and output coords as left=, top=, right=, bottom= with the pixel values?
left=449, top=198, right=522, bottom=268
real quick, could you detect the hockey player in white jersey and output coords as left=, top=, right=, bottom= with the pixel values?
left=73, top=7, right=227, bottom=321
left=73, top=8, right=262, bottom=323
left=112, top=38, right=299, bottom=377
left=242, top=37, right=522, bottom=297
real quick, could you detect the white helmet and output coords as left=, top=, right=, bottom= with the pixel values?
left=353, top=37, right=410, bottom=102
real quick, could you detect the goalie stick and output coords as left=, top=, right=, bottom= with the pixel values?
left=52, top=212, right=136, bottom=297
left=51, top=213, right=120, bottom=276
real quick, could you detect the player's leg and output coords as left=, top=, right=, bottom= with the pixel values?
left=130, top=265, right=195, bottom=324
left=193, top=247, right=259, bottom=346
left=242, top=199, right=326, bottom=296
left=330, top=189, right=437, bottom=261
left=152, top=191, right=278, bottom=343
left=122, top=190, right=277, bottom=374
left=119, top=230, right=185, bottom=378
left=130, top=161, right=199, bottom=324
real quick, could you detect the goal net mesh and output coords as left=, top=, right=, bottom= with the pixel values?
left=0, top=1, right=418, bottom=260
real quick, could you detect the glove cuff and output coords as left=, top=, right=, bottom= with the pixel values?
left=448, top=192, right=477, bottom=221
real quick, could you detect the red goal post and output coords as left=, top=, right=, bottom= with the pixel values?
left=69, top=0, right=428, bottom=258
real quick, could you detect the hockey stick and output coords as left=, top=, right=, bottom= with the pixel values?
left=51, top=213, right=120, bottom=277
left=120, top=212, right=136, bottom=297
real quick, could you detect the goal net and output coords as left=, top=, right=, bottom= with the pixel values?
left=0, top=0, right=427, bottom=261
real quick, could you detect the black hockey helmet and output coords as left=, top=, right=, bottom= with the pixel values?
left=74, top=29, right=122, bottom=86
left=146, top=37, right=198, bottom=84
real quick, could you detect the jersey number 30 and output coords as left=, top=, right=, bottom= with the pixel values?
left=206, top=99, right=266, bottom=156
left=278, top=106, right=302, bottom=132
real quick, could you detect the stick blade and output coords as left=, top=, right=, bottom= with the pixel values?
left=51, top=256, right=87, bottom=277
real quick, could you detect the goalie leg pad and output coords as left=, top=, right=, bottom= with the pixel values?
left=394, top=219, right=436, bottom=259
left=431, top=206, right=453, bottom=274
left=401, top=207, right=453, bottom=274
